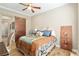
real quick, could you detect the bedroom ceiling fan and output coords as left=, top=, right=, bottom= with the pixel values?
left=19, top=3, right=41, bottom=13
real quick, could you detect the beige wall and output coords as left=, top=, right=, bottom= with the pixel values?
left=31, top=4, right=78, bottom=49
left=26, top=16, right=32, bottom=35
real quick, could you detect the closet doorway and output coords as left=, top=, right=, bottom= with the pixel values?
left=0, top=16, right=14, bottom=47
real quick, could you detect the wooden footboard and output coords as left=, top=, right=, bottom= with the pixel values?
left=17, top=40, right=32, bottom=55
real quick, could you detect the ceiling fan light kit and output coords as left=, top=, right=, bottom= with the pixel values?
left=28, top=6, right=32, bottom=10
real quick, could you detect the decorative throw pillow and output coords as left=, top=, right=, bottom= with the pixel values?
left=36, top=31, right=40, bottom=36
left=36, top=31, right=43, bottom=36
left=39, top=32, right=43, bottom=36
left=43, top=30, right=51, bottom=37
left=51, top=30, right=56, bottom=37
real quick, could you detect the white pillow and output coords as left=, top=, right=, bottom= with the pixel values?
left=51, top=30, right=56, bottom=37
left=36, top=31, right=40, bottom=36
left=39, top=32, right=43, bottom=36
left=36, top=31, right=43, bottom=36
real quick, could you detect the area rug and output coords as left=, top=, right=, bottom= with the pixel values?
left=47, top=47, right=71, bottom=56
left=0, top=42, right=9, bottom=56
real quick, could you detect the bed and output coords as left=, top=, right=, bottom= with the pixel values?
left=16, top=34, right=56, bottom=56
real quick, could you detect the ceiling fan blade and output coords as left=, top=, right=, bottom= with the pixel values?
left=32, top=6, right=41, bottom=9
left=19, top=3, right=29, bottom=6
left=19, top=3, right=26, bottom=6
left=22, top=7, right=27, bottom=11
left=31, top=9, right=34, bottom=13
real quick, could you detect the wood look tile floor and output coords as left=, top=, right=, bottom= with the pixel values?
left=9, top=48, right=24, bottom=56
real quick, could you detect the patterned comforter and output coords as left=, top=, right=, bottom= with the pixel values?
left=17, top=35, right=56, bottom=56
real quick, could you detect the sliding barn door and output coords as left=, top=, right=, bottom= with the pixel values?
left=15, top=17, right=26, bottom=46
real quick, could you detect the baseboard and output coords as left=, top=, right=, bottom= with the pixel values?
left=72, top=49, right=78, bottom=51
left=56, top=44, right=60, bottom=48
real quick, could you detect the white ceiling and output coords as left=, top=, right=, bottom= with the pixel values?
left=0, top=3, right=66, bottom=16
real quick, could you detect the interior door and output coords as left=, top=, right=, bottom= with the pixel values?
left=15, top=16, right=26, bottom=46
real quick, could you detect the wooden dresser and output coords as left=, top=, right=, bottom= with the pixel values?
left=60, top=26, right=72, bottom=51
